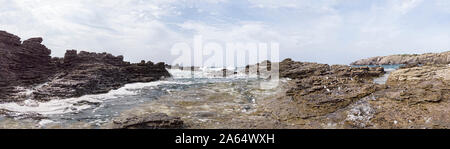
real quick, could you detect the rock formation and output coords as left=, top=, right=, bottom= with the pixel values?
left=365, top=64, right=450, bottom=128
left=0, top=31, right=55, bottom=102
left=0, top=31, right=170, bottom=102
left=272, top=58, right=449, bottom=128
left=111, top=113, right=184, bottom=129
left=279, top=58, right=385, bottom=118
left=33, top=50, right=170, bottom=101
left=351, top=51, right=450, bottom=65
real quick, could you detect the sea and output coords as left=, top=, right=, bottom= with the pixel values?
left=0, top=65, right=402, bottom=128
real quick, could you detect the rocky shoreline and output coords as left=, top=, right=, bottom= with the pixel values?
left=0, top=30, right=449, bottom=129
left=115, top=57, right=448, bottom=129
left=0, top=31, right=170, bottom=103
left=272, top=59, right=449, bottom=128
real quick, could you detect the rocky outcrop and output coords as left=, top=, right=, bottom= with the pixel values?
left=111, top=113, right=184, bottom=129
left=351, top=51, right=450, bottom=65
left=0, top=31, right=170, bottom=102
left=263, top=59, right=449, bottom=129
left=281, top=59, right=385, bottom=79
left=0, top=31, right=55, bottom=102
left=279, top=58, right=385, bottom=118
left=32, top=50, right=170, bottom=101
left=363, top=64, right=450, bottom=128
left=382, top=64, right=449, bottom=105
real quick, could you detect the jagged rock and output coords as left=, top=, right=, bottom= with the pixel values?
left=0, top=30, right=170, bottom=102
left=287, top=76, right=378, bottom=118
left=351, top=51, right=450, bottom=65
left=278, top=58, right=384, bottom=118
left=111, top=113, right=184, bottom=129
left=268, top=59, right=449, bottom=129
left=32, top=50, right=171, bottom=101
left=363, top=64, right=450, bottom=128
left=0, top=31, right=55, bottom=101
left=383, top=64, right=449, bottom=105
left=280, top=58, right=384, bottom=80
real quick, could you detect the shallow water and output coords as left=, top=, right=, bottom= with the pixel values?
left=0, top=65, right=401, bottom=128
left=0, top=68, right=263, bottom=128
left=352, top=65, right=402, bottom=84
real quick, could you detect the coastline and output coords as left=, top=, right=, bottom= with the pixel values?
left=1, top=30, right=449, bottom=129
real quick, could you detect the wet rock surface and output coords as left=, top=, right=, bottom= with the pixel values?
left=115, top=79, right=294, bottom=129
left=0, top=31, right=170, bottom=102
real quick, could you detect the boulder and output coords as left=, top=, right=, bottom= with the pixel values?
left=111, top=113, right=184, bottom=129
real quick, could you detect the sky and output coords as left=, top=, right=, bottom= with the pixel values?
left=1, top=0, right=450, bottom=65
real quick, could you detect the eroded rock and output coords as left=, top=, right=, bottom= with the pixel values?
left=0, top=30, right=170, bottom=102
left=279, top=59, right=384, bottom=118
left=351, top=51, right=450, bottom=65
left=111, top=113, right=184, bottom=129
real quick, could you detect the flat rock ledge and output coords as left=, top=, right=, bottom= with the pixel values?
left=111, top=113, right=184, bottom=129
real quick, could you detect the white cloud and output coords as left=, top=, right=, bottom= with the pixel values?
left=0, top=0, right=187, bottom=62
left=1, top=0, right=449, bottom=65
left=434, top=0, right=450, bottom=13
left=248, top=0, right=337, bottom=11
left=390, top=0, right=423, bottom=14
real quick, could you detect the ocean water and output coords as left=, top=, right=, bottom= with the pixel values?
left=351, top=64, right=403, bottom=84
left=0, top=68, right=262, bottom=128
left=351, top=64, right=403, bottom=71
left=0, top=65, right=401, bottom=128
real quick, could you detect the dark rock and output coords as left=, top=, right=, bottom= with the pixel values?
left=112, top=113, right=184, bottom=129
left=33, top=50, right=171, bottom=101
left=0, top=31, right=55, bottom=100
left=0, top=30, right=170, bottom=102
left=399, top=63, right=420, bottom=69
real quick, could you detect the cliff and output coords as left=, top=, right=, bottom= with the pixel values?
left=0, top=31, right=170, bottom=102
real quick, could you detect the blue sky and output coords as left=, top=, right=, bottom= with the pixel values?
left=1, top=0, right=450, bottom=64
